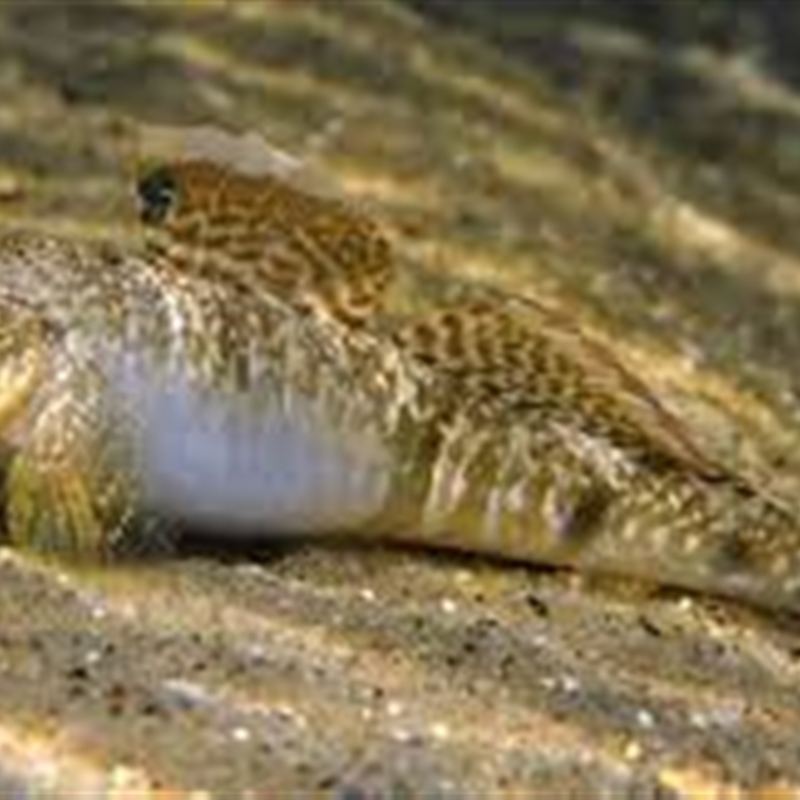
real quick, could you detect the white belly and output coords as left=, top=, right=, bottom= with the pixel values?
left=108, top=357, right=392, bottom=535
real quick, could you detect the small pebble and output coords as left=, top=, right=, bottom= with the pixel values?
left=561, top=675, right=580, bottom=694
left=386, top=700, right=404, bottom=717
left=677, top=597, right=694, bottom=612
left=440, top=598, right=457, bottom=614
left=161, top=678, right=212, bottom=710
left=689, top=711, right=708, bottom=729
left=636, top=709, right=655, bottom=729
left=623, top=740, right=643, bottom=761
left=391, top=727, right=412, bottom=743
left=244, top=643, right=267, bottom=664
left=230, top=726, right=251, bottom=743
left=430, top=722, right=450, bottom=740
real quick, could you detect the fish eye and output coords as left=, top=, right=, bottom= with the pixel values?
left=137, top=166, right=178, bottom=225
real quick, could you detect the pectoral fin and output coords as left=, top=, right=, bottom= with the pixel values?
left=4, top=370, right=158, bottom=561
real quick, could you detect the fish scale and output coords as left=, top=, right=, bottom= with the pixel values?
left=1, top=154, right=800, bottom=613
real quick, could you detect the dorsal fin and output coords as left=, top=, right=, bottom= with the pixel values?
left=133, top=126, right=394, bottom=324
left=398, top=287, right=730, bottom=483
left=135, top=124, right=343, bottom=199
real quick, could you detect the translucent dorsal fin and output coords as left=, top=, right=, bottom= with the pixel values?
left=134, top=123, right=352, bottom=206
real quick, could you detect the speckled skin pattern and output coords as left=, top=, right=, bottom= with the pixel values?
left=2, top=158, right=800, bottom=612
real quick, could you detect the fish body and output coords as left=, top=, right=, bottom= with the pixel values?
left=1, top=151, right=800, bottom=613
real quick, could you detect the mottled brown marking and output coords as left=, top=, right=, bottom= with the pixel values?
left=138, top=160, right=394, bottom=325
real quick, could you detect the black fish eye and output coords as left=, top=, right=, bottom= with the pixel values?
left=137, top=166, right=178, bottom=225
